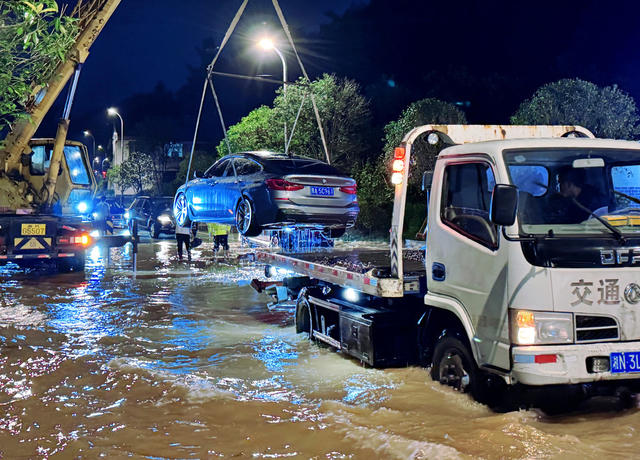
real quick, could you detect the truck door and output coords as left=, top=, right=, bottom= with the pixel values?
left=427, top=158, right=510, bottom=370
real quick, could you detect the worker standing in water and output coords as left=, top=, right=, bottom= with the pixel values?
left=175, top=222, right=196, bottom=261
left=210, top=223, right=230, bottom=259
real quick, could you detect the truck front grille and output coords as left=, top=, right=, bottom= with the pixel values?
left=575, top=315, right=619, bottom=342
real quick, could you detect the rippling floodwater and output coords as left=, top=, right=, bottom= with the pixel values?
left=1, top=238, right=640, bottom=459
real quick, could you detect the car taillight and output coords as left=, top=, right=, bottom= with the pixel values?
left=339, top=184, right=357, bottom=194
left=266, top=178, right=304, bottom=191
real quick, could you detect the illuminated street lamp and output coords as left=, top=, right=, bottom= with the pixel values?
left=107, top=107, right=124, bottom=165
left=258, top=37, right=287, bottom=149
left=83, top=130, right=96, bottom=161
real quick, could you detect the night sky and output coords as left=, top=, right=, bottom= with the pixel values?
left=40, top=0, right=640, bottom=155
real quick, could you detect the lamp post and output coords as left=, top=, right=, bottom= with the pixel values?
left=258, top=38, right=287, bottom=150
left=107, top=107, right=124, bottom=165
left=83, top=130, right=96, bottom=162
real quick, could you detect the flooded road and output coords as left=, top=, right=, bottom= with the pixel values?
left=1, top=238, right=640, bottom=458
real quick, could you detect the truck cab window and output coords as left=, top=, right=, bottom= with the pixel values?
left=441, top=162, right=497, bottom=248
left=30, top=145, right=51, bottom=175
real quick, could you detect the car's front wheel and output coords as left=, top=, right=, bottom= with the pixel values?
left=174, top=193, right=191, bottom=227
left=235, top=197, right=261, bottom=237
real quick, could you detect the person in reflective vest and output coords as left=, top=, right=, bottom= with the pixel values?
left=210, top=223, right=230, bottom=259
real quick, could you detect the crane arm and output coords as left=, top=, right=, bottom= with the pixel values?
left=0, top=0, right=121, bottom=176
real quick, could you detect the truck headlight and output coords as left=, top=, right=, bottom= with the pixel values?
left=511, top=310, right=573, bottom=345
left=157, top=214, right=171, bottom=224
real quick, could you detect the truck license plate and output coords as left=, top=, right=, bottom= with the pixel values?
left=21, top=223, right=46, bottom=236
left=310, top=186, right=334, bottom=196
left=610, top=352, right=640, bottom=373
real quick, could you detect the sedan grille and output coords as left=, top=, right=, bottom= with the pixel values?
left=575, top=315, right=619, bottom=342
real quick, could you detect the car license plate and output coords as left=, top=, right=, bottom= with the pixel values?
left=21, top=223, right=46, bottom=236
left=310, top=186, right=334, bottom=196
left=610, top=352, right=640, bottom=373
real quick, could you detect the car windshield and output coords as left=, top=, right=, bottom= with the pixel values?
left=263, top=157, right=343, bottom=176
left=504, top=148, right=640, bottom=236
left=151, top=198, right=173, bottom=212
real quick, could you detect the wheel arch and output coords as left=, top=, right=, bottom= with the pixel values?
left=418, top=300, right=479, bottom=368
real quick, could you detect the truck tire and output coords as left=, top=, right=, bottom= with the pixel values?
left=431, top=336, right=480, bottom=398
left=58, top=255, right=85, bottom=273
left=295, top=295, right=312, bottom=336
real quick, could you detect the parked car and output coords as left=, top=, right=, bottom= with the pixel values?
left=173, top=151, right=360, bottom=237
left=126, top=196, right=176, bottom=238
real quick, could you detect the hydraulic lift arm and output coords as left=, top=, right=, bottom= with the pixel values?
left=0, top=0, right=121, bottom=189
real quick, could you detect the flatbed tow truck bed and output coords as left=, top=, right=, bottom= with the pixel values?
left=255, top=248, right=427, bottom=298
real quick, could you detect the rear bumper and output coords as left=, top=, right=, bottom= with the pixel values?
left=512, top=341, right=640, bottom=386
left=0, top=251, right=82, bottom=262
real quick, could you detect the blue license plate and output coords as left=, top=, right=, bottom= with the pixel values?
left=610, top=352, right=640, bottom=373
left=310, top=186, right=334, bottom=196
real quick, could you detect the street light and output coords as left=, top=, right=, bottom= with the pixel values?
left=83, top=130, right=96, bottom=161
left=107, top=107, right=124, bottom=166
left=258, top=37, right=287, bottom=149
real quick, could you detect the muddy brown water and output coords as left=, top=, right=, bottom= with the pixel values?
left=1, top=239, right=640, bottom=459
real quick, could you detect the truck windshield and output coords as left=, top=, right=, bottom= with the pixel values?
left=504, top=148, right=640, bottom=236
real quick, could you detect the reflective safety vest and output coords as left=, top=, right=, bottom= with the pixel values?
left=208, top=223, right=229, bottom=236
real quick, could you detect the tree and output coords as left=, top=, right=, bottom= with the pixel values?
left=0, top=0, right=78, bottom=133
left=115, top=151, right=154, bottom=195
left=215, top=106, right=279, bottom=156
left=511, top=78, right=640, bottom=139
left=215, top=74, right=373, bottom=169
left=382, top=98, right=467, bottom=185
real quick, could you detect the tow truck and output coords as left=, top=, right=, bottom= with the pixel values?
left=0, top=0, right=122, bottom=271
left=255, top=124, right=640, bottom=409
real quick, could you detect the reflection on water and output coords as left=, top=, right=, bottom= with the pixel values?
left=0, top=240, right=640, bottom=458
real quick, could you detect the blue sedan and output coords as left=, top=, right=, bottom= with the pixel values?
left=173, top=151, right=359, bottom=237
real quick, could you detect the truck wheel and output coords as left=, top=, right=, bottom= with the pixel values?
left=295, top=296, right=312, bottom=336
left=431, top=336, right=479, bottom=397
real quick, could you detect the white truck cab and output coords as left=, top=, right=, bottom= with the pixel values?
left=404, top=126, right=640, bottom=398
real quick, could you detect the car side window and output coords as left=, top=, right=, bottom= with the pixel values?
left=141, top=200, right=150, bottom=213
left=206, top=159, right=229, bottom=178
left=441, top=162, right=498, bottom=248
left=234, top=158, right=262, bottom=176
left=223, top=160, right=236, bottom=178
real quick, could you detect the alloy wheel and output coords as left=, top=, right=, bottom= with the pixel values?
left=235, top=198, right=252, bottom=235
left=174, top=194, right=188, bottom=227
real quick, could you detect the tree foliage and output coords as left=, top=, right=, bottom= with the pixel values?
left=216, top=74, right=373, bottom=169
left=0, top=0, right=78, bottom=132
left=383, top=98, right=467, bottom=186
left=511, top=78, right=640, bottom=139
left=111, top=151, right=154, bottom=195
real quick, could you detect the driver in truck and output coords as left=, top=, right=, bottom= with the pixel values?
left=557, top=167, right=608, bottom=222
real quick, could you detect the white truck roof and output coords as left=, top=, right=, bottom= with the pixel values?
left=439, top=137, right=640, bottom=158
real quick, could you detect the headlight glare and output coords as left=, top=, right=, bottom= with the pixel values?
left=157, top=214, right=171, bottom=224
left=511, top=310, right=573, bottom=345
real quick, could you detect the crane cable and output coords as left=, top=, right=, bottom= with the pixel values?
left=185, top=0, right=332, bottom=183
left=185, top=0, right=248, bottom=184
left=271, top=0, right=330, bottom=165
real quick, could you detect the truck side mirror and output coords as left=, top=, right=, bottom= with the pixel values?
left=422, top=170, right=433, bottom=191
left=490, top=184, right=518, bottom=226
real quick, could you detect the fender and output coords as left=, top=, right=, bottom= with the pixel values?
left=424, top=291, right=481, bottom=365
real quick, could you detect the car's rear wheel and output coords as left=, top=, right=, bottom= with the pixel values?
left=235, top=197, right=261, bottom=237
left=174, top=193, right=190, bottom=227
